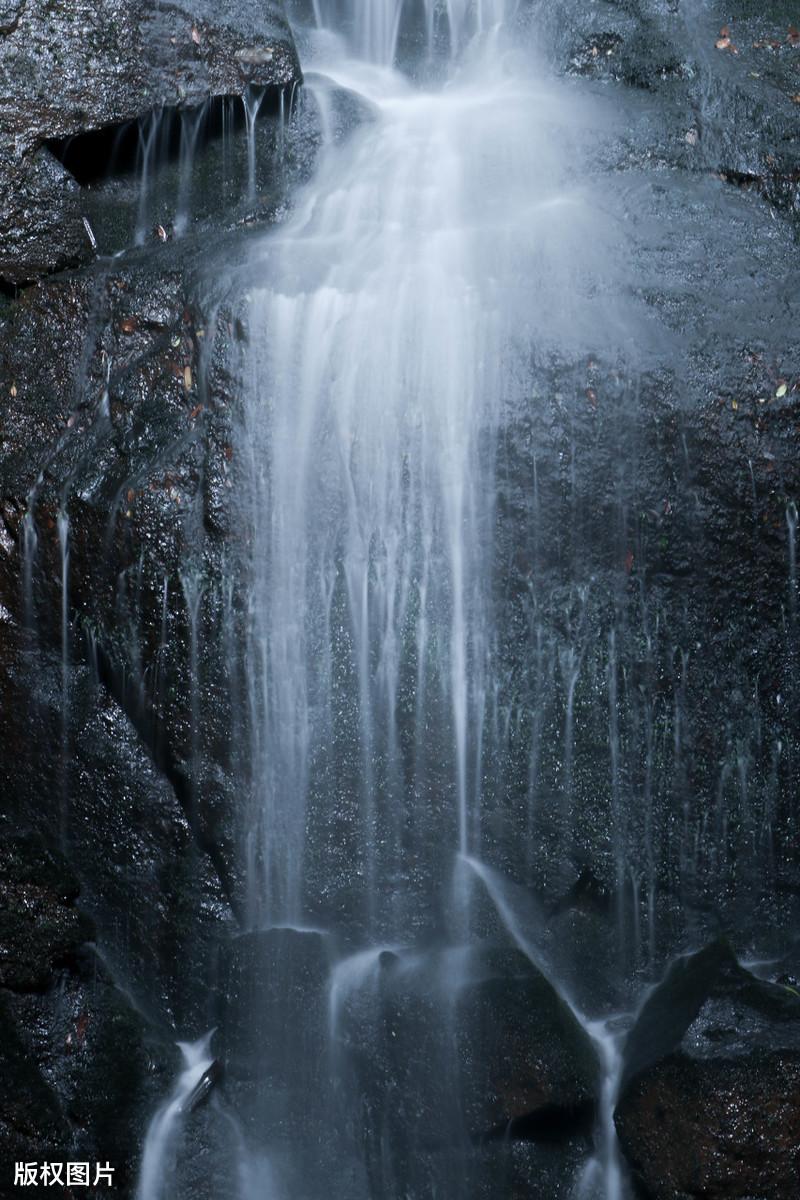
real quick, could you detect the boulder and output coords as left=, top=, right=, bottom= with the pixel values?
left=0, top=145, right=91, bottom=285
left=335, top=944, right=597, bottom=1196
left=0, top=0, right=300, bottom=281
left=456, top=947, right=598, bottom=1136
left=615, top=939, right=800, bottom=1198
left=0, top=0, right=299, bottom=148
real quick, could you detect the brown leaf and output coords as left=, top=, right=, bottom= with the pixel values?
left=120, top=316, right=138, bottom=334
left=189, top=403, right=203, bottom=420
left=716, top=36, right=731, bottom=49
left=191, top=25, right=201, bottom=44
left=183, top=365, right=193, bottom=392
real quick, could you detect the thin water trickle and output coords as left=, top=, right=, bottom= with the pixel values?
left=21, top=504, right=38, bottom=633
left=462, top=854, right=632, bottom=1199
left=57, top=508, right=70, bottom=847
left=787, top=500, right=797, bottom=631
left=243, top=87, right=266, bottom=204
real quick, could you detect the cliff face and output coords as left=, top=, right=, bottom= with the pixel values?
left=0, top=1, right=798, bottom=1197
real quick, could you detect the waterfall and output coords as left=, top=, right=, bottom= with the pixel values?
left=136, top=3, right=713, bottom=1198
left=310, top=0, right=507, bottom=65
left=240, top=0, right=630, bottom=934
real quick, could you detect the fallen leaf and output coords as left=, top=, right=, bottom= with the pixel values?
left=716, top=36, right=731, bottom=49
left=791, top=94, right=800, bottom=104
left=127, top=488, right=135, bottom=503
left=189, top=403, right=203, bottom=420
left=191, top=25, right=201, bottom=44
left=10, top=382, right=16, bottom=398
left=776, top=382, right=788, bottom=397
left=184, top=365, right=193, bottom=392
left=120, top=316, right=138, bottom=334
left=156, top=224, right=168, bottom=242
left=732, top=398, right=738, bottom=410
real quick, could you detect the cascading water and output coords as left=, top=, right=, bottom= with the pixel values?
left=221, top=3, right=639, bottom=1197
left=240, top=0, right=632, bottom=935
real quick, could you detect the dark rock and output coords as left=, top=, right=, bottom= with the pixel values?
left=67, top=670, right=235, bottom=1030
left=615, top=939, right=800, bottom=1198
left=0, top=0, right=299, bottom=148
left=456, top=947, right=598, bottom=1136
left=0, top=0, right=300, bottom=281
left=0, top=259, right=249, bottom=913
left=0, top=145, right=91, bottom=285
left=475, top=1139, right=589, bottom=1200
left=186, top=1057, right=223, bottom=1110
left=0, top=989, right=69, bottom=1176
left=0, top=830, right=92, bottom=992
left=2, top=949, right=176, bottom=1196
left=334, top=944, right=597, bottom=1197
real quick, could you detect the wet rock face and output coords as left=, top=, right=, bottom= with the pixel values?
left=0, top=0, right=300, bottom=282
left=0, top=0, right=298, bottom=146
left=0, top=241, right=245, bottom=1185
left=0, top=254, right=250, bottom=899
left=0, top=147, right=90, bottom=286
left=0, top=614, right=224, bottom=1188
left=615, top=941, right=800, bottom=1198
left=456, top=948, right=597, bottom=1136
left=334, top=945, right=596, bottom=1196
left=0, top=830, right=91, bottom=992
left=520, top=0, right=800, bottom=215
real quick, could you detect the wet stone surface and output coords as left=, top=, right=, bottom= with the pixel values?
left=615, top=940, right=800, bottom=1198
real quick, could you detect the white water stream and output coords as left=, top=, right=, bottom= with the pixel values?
left=241, top=0, right=634, bottom=932
left=137, top=1032, right=216, bottom=1200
